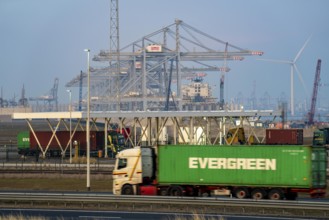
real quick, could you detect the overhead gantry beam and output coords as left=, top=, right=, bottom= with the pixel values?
left=12, top=110, right=281, bottom=157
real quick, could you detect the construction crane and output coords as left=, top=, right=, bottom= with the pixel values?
left=307, top=59, right=321, bottom=125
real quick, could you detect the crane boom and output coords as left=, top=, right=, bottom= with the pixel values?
left=308, top=59, right=321, bottom=125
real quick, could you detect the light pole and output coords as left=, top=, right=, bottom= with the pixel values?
left=66, top=89, right=72, bottom=164
left=84, top=48, right=91, bottom=191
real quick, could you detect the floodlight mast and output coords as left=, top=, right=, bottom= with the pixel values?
left=84, top=48, right=91, bottom=191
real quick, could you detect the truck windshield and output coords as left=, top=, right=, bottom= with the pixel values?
left=117, top=158, right=127, bottom=169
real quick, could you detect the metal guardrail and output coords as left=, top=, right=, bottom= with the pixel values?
left=0, top=161, right=114, bottom=175
left=0, top=192, right=328, bottom=218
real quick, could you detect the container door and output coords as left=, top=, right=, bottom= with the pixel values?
left=311, top=147, right=327, bottom=188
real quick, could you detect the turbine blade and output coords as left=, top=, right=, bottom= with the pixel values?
left=257, top=58, right=292, bottom=64
left=294, top=64, right=309, bottom=97
left=294, top=34, right=312, bottom=63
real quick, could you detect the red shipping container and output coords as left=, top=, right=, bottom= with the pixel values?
left=266, top=129, right=303, bottom=145
left=30, top=131, right=105, bottom=152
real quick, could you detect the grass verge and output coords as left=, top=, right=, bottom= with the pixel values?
left=0, top=174, right=112, bottom=192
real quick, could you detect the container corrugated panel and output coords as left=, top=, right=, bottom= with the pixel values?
left=311, top=147, right=327, bottom=188
left=324, top=128, right=329, bottom=144
left=266, top=129, right=303, bottom=145
left=29, top=131, right=104, bottom=151
left=158, top=145, right=314, bottom=188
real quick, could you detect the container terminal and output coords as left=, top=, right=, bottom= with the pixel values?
left=0, top=0, right=328, bottom=202
left=0, top=1, right=327, bottom=158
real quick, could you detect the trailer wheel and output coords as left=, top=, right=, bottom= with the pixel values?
left=200, top=191, right=211, bottom=197
left=268, top=188, right=284, bottom=200
left=121, top=184, right=134, bottom=195
left=234, top=187, right=249, bottom=199
left=159, top=188, right=168, bottom=196
left=311, top=192, right=325, bottom=198
left=251, top=188, right=266, bottom=200
left=168, top=186, right=185, bottom=196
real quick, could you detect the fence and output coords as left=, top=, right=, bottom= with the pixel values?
left=0, top=144, right=20, bottom=161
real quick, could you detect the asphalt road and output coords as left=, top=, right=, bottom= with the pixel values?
left=0, top=208, right=316, bottom=220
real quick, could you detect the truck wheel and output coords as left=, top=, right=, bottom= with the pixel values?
left=268, top=189, right=284, bottom=200
left=200, top=191, right=211, bottom=197
left=121, top=184, right=134, bottom=195
left=234, top=187, right=249, bottom=199
left=168, top=186, right=184, bottom=196
left=251, top=188, right=266, bottom=200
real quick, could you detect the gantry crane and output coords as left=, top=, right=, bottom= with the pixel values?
left=307, top=59, right=321, bottom=125
left=29, top=78, right=59, bottom=111
left=66, top=0, right=263, bottom=111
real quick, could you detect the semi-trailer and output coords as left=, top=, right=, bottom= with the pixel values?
left=112, top=145, right=327, bottom=200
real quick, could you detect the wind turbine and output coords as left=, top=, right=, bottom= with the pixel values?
left=258, top=36, right=311, bottom=116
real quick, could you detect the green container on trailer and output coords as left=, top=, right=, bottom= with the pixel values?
left=311, top=147, right=327, bottom=188
left=17, top=131, right=30, bottom=153
left=157, top=145, right=326, bottom=188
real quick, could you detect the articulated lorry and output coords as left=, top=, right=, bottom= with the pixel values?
left=113, top=145, right=327, bottom=200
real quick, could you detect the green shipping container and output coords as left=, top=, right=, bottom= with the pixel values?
left=158, top=145, right=327, bottom=189
left=17, top=131, right=30, bottom=151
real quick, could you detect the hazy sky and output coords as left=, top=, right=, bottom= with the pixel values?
left=1, top=0, right=328, bottom=110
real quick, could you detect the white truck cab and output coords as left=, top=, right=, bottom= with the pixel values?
left=112, top=147, right=155, bottom=195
